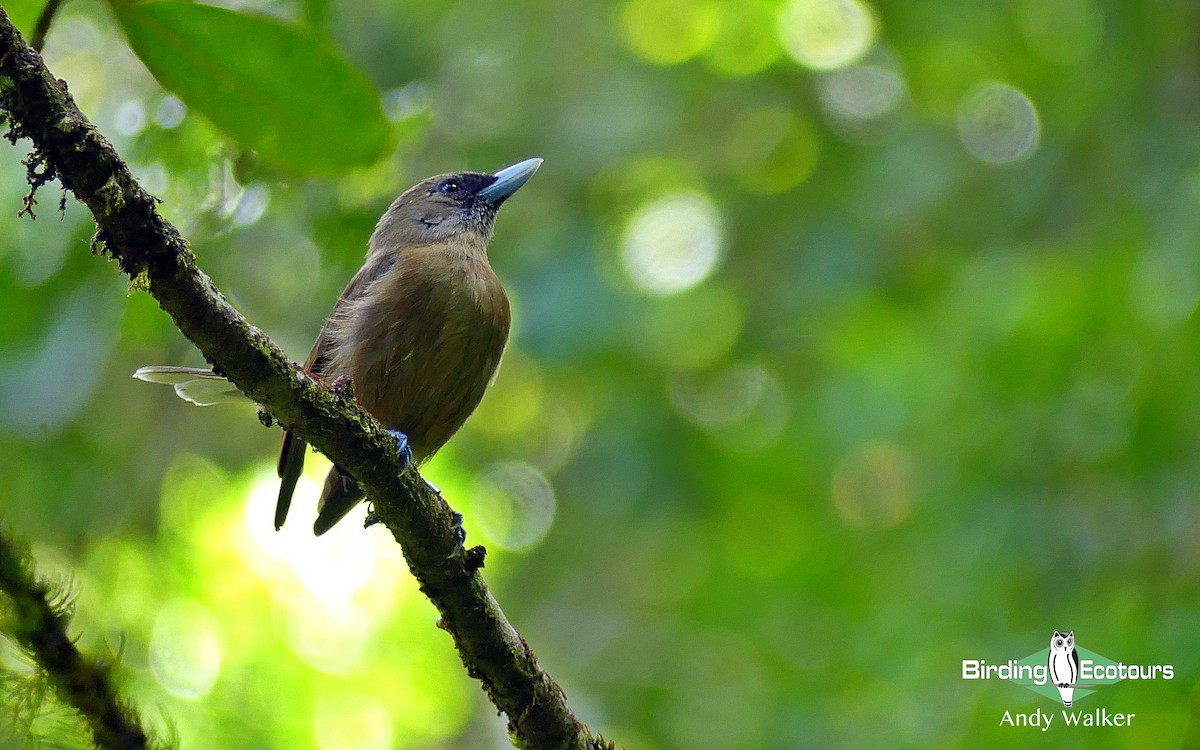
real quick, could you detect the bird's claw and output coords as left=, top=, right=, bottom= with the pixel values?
left=449, top=510, right=466, bottom=554
left=385, top=428, right=414, bottom=470
left=329, top=374, right=355, bottom=398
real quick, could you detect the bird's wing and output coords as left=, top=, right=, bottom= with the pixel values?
left=303, top=255, right=397, bottom=374
left=275, top=254, right=395, bottom=530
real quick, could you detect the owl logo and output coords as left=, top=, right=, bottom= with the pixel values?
left=1048, top=630, right=1080, bottom=707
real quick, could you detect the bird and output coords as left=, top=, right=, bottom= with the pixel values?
left=1048, top=630, right=1079, bottom=707
left=135, top=157, right=542, bottom=535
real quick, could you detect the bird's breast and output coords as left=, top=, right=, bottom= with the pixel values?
left=336, top=249, right=511, bottom=461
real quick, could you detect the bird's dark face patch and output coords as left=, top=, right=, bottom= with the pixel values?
left=429, top=172, right=498, bottom=201
left=422, top=172, right=502, bottom=233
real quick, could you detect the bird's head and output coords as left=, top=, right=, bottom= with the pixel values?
left=373, top=158, right=542, bottom=250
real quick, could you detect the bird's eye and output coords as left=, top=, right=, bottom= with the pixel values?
left=437, top=179, right=459, bottom=195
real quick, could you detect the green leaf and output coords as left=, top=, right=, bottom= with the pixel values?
left=109, top=0, right=392, bottom=175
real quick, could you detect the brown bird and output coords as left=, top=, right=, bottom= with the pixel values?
left=136, top=158, right=542, bottom=535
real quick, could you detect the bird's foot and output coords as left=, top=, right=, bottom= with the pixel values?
left=385, top=428, right=414, bottom=470
left=447, top=510, right=467, bottom=556
left=329, top=374, right=355, bottom=398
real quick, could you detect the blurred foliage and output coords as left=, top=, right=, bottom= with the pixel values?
left=110, top=0, right=392, bottom=175
left=2, top=0, right=1199, bottom=748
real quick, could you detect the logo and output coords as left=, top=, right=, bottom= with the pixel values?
left=961, top=630, right=1174, bottom=730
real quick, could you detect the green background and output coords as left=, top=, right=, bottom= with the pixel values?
left=1, top=0, right=1197, bottom=747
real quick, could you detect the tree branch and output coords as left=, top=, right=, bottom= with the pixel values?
left=0, top=9, right=610, bottom=749
left=0, top=530, right=159, bottom=750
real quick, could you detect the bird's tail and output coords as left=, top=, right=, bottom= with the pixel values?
left=275, top=429, right=307, bottom=530
left=133, top=366, right=251, bottom=406
left=313, top=467, right=365, bottom=536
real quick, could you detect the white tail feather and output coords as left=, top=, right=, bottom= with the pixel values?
left=133, top=366, right=251, bottom=406
left=133, top=366, right=218, bottom=385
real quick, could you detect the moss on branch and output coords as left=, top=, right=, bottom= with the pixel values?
left=0, top=531, right=161, bottom=750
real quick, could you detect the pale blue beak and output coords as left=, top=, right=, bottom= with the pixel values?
left=478, top=158, right=543, bottom=204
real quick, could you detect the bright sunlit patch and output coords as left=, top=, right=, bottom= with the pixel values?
left=473, top=462, right=556, bottom=550
left=286, top=600, right=371, bottom=674
left=149, top=601, right=223, bottom=699
left=832, top=441, right=914, bottom=529
left=314, top=691, right=393, bottom=750
left=778, top=0, right=877, bottom=71
left=819, top=64, right=905, bottom=123
left=956, top=82, right=1041, bottom=164
left=622, top=192, right=723, bottom=295
left=243, top=471, right=376, bottom=606
left=618, top=0, right=722, bottom=65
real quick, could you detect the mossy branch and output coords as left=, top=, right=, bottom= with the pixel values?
left=0, top=530, right=161, bottom=750
left=0, top=8, right=612, bottom=750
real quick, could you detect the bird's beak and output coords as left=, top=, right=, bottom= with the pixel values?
left=478, top=157, right=543, bottom=204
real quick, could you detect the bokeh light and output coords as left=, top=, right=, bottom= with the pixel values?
left=670, top=364, right=789, bottom=451
left=618, top=0, right=721, bottom=65
left=314, top=691, right=393, bottom=750
left=153, top=93, right=187, bottom=128
left=832, top=441, right=915, bottom=529
left=722, top=107, right=822, bottom=194
left=472, top=462, right=557, bottom=550
left=149, top=601, right=223, bottom=699
left=704, top=0, right=782, bottom=77
left=621, top=192, right=723, bottom=295
left=778, top=0, right=877, bottom=71
left=818, top=64, right=906, bottom=126
left=956, top=81, right=1041, bottom=164
left=114, top=99, right=147, bottom=136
